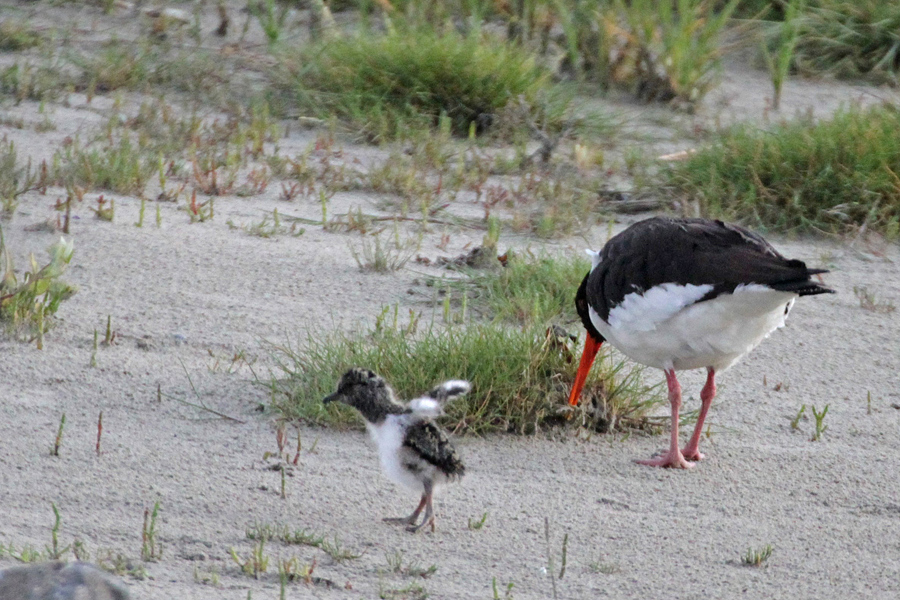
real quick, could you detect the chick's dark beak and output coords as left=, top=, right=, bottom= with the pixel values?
left=323, top=392, right=343, bottom=405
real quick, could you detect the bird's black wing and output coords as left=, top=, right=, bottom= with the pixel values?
left=402, top=421, right=465, bottom=479
left=587, top=217, right=834, bottom=321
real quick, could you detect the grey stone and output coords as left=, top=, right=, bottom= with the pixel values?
left=0, top=561, right=129, bottom=600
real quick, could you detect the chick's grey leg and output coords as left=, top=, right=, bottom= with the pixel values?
left=384, top=493, right=427, bottom=526
left=407, top=480, right=435, bottom=533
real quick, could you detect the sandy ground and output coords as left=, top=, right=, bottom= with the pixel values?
left=2, top=3, right=900, bottom=599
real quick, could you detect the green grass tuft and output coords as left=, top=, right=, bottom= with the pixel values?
left=0, top=231, right=77, bottom=342
left=793, top=0, right=900, bottom=84
left=273, top=27, right=558, bottom=141
left=664, top=105, right=900, bottom=236
left=470, top=252, right=590, bottom=326
left=0, top=20, right=44, bottom=51
left=54, top=136, right=155, bottom=195
left=266, top=308, right=659, bottom=435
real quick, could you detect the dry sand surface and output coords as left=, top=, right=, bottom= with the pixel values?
left=2, top=3, right=900, bottom=599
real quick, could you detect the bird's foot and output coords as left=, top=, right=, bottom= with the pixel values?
left=405, top=517, right=435, bottom=534
left=636, top=450, right=694, bottom=469
left=681, top=447, right=705, bottom=462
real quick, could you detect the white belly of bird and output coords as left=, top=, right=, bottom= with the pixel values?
left=591, top=283, right=798, bottom=371
left=366, top=416, right=440, bottom=493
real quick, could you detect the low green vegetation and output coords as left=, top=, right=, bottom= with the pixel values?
left=268, top=255, right=661, bottom=435
left=0, top=20, right=44, bottom=51
left=792, top=0, right=900, bottom=84
left=273, top=26, right=561, bottom=141
left=615, top=0, right=740, bottom=107
left=53, top=135, right=155, bottom=196
left=470, top=252, right=590, bottom=325
left=0, top=62, right=67, bottom=103
left=760, top=0, right=804, bottom=110
left=66, top=42, right=229, bottom=98
left=664, top=105, right=900, bottom=236
left=0, top=230, right=76, bottom=342
left=741, top=544, right=774, bottom=567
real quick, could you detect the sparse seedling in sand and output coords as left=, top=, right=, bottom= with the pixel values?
left=51, top=413, right=66, bottom=457
left=588, top=558, right=620, bottom=575
left=241, top=209, right=304, bottom=238
left=141, top=501, right=162, bottom=561
left=186, top=190, right=214, bottom=223
left=543, top=518, right=568, bottom=598
left=380, top=582, right=428, bottom=600
left=0, top=542, right=44, bottom=563
left=245, top=522, right=361, bottom=562
left=96, top=411, right=103, bottom=455
left=193, top=565, right=221, bottom=587
left=96, top=548, right=148, bottom=579
left=90, top=329, right=99, bottom=367
left=350, top=227, right=421, bottom=273
left=383, top=550, right=437, bottom=579
left=278, top=556, right=325, bottom=587
left=468, top=512, right=488, bottom=530
left=230, top=539, right=269, bottom=579
left=790, top=404, right=806, bottom=431
left=853, top=286, right=896, bottom=314
left=741, top=544, right=773, bottom=567
left=104, top=315, right=116, bottom=345
left=135, top=196, right=146, bottom=227
left=47, top=503, right=71, bottom=560
left=810, top=404, right=829, bottom=441
left=492, top=577, right=514, bottom=600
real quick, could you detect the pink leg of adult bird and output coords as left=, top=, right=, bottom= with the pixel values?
left=682, top=368, right=716, bottom=462
left=636, top=369, right=693, bottom=469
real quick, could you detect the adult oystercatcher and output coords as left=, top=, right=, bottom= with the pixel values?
left=568, top=217, right=834, bottom=468
left=323, top=368, right=469, bottom=532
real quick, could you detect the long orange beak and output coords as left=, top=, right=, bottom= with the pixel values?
left=568, top=334, right=602, bottom=406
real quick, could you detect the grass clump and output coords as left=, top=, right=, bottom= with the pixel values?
left=792, top=0, right=900, bottom=84
left=68, top=42, right=229, bottom=98
left=0, top=138, right=48, bottom=215
left=470, top=252, right=590, bottom=326
left=267, top=305, right=659, bottom=434
left=664, top=105, right=900, bottom=235
left=274, top=27, right=557, bottom=141
left=613, top=0, right=740, bottom=107
left=0, top=62, right=66, bottom=103
left=741, top=544, right=773, bottom=567
left=54, top=136, right=155, bottom=195
left=0, top=229, right=76, bottom=341
left=0, top=20, right=44, bottom=51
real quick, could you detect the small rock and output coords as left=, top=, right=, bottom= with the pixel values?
left=0, top=561, right=129, bottom=600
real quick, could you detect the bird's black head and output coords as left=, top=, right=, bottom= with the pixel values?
left=575, top=272, right=605, bottom=344
left=323, top=368, right=402, bottom=423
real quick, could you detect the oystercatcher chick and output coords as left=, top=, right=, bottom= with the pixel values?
left=323, top=368, right=469, bottom=532
left=568, top=217, right=834, bottom=469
